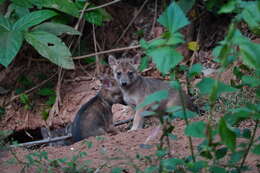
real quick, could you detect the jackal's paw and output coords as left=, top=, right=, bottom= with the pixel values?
left=128, top=127, right=138, bottom=132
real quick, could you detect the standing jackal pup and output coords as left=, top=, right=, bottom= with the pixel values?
left=109, top=55, right=195, bottom=131
left=71, top=75, right=125, bottom=142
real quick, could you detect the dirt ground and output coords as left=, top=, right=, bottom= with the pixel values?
left=0, top=1, right=260, bottom=172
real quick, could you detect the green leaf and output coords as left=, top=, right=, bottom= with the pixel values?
left=37, top=88, right=55, bottom=96
left=0, top=30, right=23, bottom=67
left=20, top=93, right=29, bottom=104
left=12, top=4, right=30, bottom=18
left=188, top=63, right=202, bottom=78
left=215, top=147, right=228, bottom=160
left=11, top=0, right=33, bottom=8
left=166, top=32, right=185, bottom=45
left=46, top=95, right=56, bottom=106
left=84, top=8, right=111, bottom=26
left=185, top=121, right=206, bottom=138
left=13, top=10, right=57, bottom=31
left=144, top=166, right=158, bottom=173
left=25, top=30, right=75, bottom=69
left=239, top=40, right=260, bottom=69
left=187, top=161, right=208, bottom=172
left=196, top=77, right=238, bottom=96
left=218, top=117, right=236, bottom=151
left=209, top=166, right=227, bottom=173
left=218, top=0, right=236, bottom=14
left=173, top=109, right=198, bottom=119
left=139, top=56, right=149, bottom=72
left=0, top=0, right=5, bottom=4
left=229, top=151, right=245, bottom=164
left=162, top=158, right=184, bottom=171
left=0, top=15, right=12, bottom=31
left=136, top=90, right=168, bottom=110
left=33, top=22, right=81, bottom=36
left=158, top=2, right=189, bottom=33
left=176, top=0, right=195, bottom=14
left=148, top=46, right=183, bottom=74
left=252, top=144, right=260, bottom=155
left=241, top=2, right=260, bottom=34
left=32, top=0, right=80, bottom=17
left=242, top=75, right=260, bottom=87
left=111, top=167, right=123, bottom=173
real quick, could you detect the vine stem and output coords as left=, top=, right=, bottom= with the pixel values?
left=239, top=120, right=259, bottom=172
left=179, top=88, right=196, bottom=162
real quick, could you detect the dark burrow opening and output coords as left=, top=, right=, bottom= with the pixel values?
left=6, top=124, right=72, bottom=149
left=7, top=128, right=43, bottom=147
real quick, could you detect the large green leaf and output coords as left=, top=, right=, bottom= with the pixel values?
left=241, top=1, right=260, bottom=34
left=176, top=0, right=195, bottom=14
left=158, top=2, right=189, bottom=33
left=11, top=0, right=34, bottom=8
left=30, top=0, right=79, bottom=17
left=148, top=46, right=183, bottom=74
left=0, top=30, right=23, bottom=67
left=0, top=15, right=11, bottom=31
left=196, top=77, right=238, bottom=96
left=162, top=158, right=184, bottom=171
left=136, top=90, right=168, bottom=110
left=185, top=121, right=206, bottom=138
left=13, top=10, right=58, bottom=31
left=25, top=30, right=74, bottom=69
left=218, top=117, right=236, bottom=151
left=239, top=40, right=260, bottom=69
left=33, top=22, right=81, bottom=36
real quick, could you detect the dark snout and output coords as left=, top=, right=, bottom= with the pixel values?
left=121, top=81, right=128, bottom=87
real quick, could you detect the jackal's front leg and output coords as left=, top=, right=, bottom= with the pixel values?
left=130, top=109, right=144, bottom=131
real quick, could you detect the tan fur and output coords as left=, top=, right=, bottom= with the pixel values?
left=109, top=55, right=195, bottom=131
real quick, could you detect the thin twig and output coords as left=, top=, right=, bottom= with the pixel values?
left=73, top=45, right=141, bottom=60
left=179, top=88, right=196, bottom=162
left=114, top=0, right=149, bottom=46
left=82, top=0, right=121, bottom=12
left=92, top=24, right=101, bottom=75
left=239, top=120, right=259, bottom=172
left=47, top=68, right=63, bottom=127
left=75, top=2, right=90, bottom=30
left=149, top=0, right=158, bottom=37
left=5, top=72, right=57, bottom=106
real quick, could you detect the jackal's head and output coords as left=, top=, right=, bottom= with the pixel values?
left=108, top=55, right=140, bottom=88
left=99, top=75, right=125, bottom=105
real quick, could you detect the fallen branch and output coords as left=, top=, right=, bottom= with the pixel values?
left=73, top=45, right=140, bottom=60
left=82, top=0, right=121, bottom=12
left=10, top=118, right=133, bottom=148
left=10, top=135, right=72, bottom=148
left=114, top=118, right=133, bottom=126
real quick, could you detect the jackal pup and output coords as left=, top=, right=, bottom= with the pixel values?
left=109, top=55, right=195, bottom=131
left=71, top=75, right=125, bottom=142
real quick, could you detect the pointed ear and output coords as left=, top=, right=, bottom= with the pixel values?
left=131, top=54, right=141, bottom=69
left=108, top=55, right=118, bottom=70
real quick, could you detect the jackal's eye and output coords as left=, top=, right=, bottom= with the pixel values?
left=117, top=72, right=121, bottom=77
left=128, top=71, right=133, bottom=78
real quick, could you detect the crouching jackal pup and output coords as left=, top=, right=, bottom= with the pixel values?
left=71, top=75, right=125, bottom=142
left=109, top=55, right=195, bottom=131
